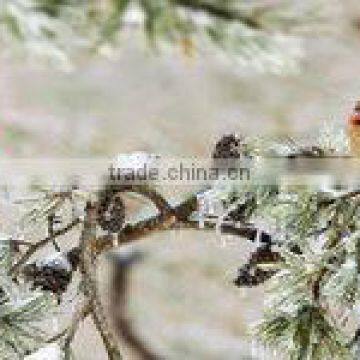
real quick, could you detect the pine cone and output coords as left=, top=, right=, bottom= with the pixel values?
left=22, top=248, right=79, bottom=303
left=97, top=190, right=125, bottom=233
left=212, top=134, right=246, bottom=159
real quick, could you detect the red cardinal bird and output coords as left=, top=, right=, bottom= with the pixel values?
left=349, top=101, right=360, bottom=156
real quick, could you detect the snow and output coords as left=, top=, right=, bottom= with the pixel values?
left=110, top=152, right=160, bottom=183
left=113, top=152, right=159, bottom=173
left=24, top=344, right=62, bottom=360
left=36, top=253, right=71, bottom=272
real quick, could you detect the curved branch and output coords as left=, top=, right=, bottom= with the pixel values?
left=101, top=183, right=173, bottom=216
left=46, top=328, right=68, bottom=345
left=90, top=189, right=272, bottom=253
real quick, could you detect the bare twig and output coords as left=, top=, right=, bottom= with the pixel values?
left=100, top=183, right=173, bottom=216
left=10, top=218, right=81, bottom=276
left=63, top=299, right=92, bottom=360
left=46, top=328, right=68, bottom=345
left=175, top=0, right=262, bottom=29
left=11, top=240, right=33, bottom=247
left=80, top=202, right=123, bottom=360
left=48, top=213, right=61, bottom=252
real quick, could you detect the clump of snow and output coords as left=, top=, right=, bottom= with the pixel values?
left=112, top=152, right=160, bottom=175
left=36, top=253, right=71, bottom=272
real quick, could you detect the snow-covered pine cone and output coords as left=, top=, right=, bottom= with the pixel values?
left=97, top=191, right=125, bottom=233
left=97, top=152, right=160, bottom=233
left=212, top=134, right=254, bottom=223
left=22, top=248, right=80, bottom=302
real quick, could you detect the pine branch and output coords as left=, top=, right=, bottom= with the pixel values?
left=174, top=0, right=262, bottom=29
left=10, top=218, right=81, bottom=276
left=0, top=284, right=55, bottom=358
